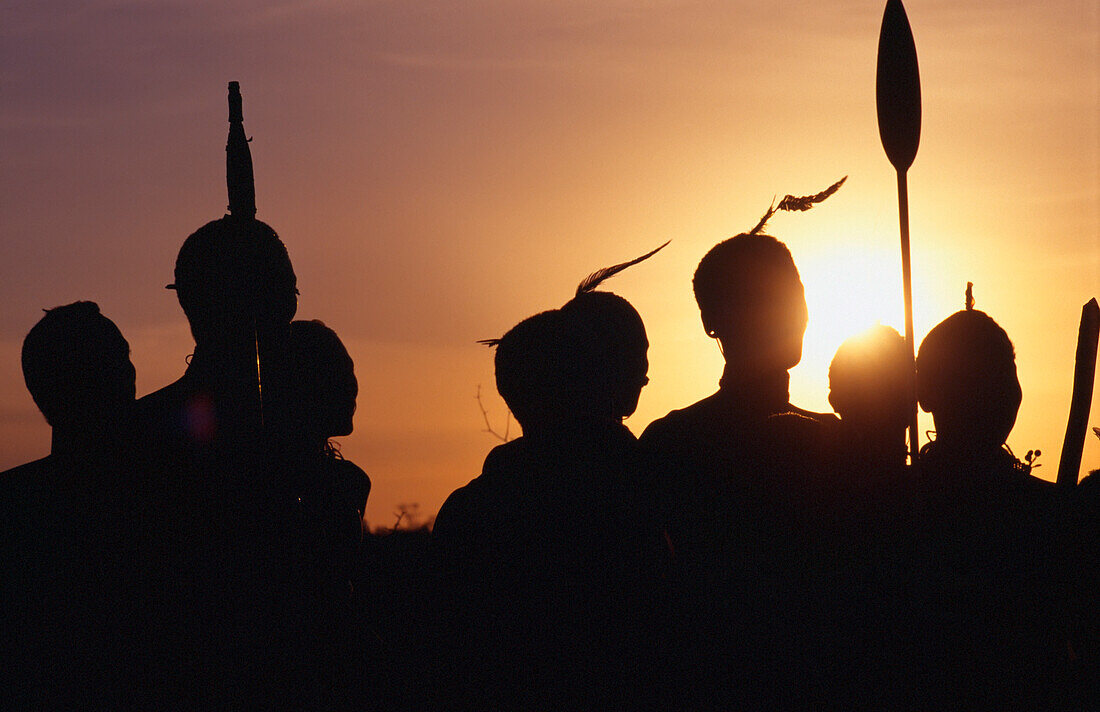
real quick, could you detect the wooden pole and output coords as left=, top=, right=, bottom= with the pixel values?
left=896, top=170, right=918, bottom=465
left=226, top=81, right=264, bottom=425
left=1057, top=298, right=1100, bottom=487
left=877, top=0, right=922, bottom=464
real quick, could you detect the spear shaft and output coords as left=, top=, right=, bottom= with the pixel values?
left=877, top=0, right=922, bottom=465
left=226, top=81, right=264, bottom=427
left=896, top=171, right=918, bottom=465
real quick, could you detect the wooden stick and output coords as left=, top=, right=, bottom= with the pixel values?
left=1057, top=298, right=1100, bottom=487
left=896, top=170, right=919, bottom=465
left=877, top=0, right=922, bottom=463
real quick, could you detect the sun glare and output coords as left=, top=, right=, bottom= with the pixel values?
left=799, top=245, right=907, bottom=377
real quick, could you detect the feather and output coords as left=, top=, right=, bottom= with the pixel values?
left=575, top=241, right=670, bottom=297
left=965, top=282, right=974, bottom=311
left=477, top=338, right=501, bottom=347
left=749, top=176, right=848, bottom=236
left=775, top=176, right=847, bottom=212
left=748, top=200, right=779, bottom=236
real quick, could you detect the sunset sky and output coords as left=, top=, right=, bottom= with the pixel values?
left=1, top=0, right=1097, bottom=527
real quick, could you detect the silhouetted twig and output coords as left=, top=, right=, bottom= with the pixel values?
left=476, top=384, right=512, bottom=442
left=393, top=503, right=422, bottom=532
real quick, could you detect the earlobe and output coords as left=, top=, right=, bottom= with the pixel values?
left=700, top=311, right=717, bottom=339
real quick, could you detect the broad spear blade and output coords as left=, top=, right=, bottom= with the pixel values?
left=877, top=0, right=921, bottom=172
left=876, top=0, right=923, bottom=465
left=227, top=81, right=257, bottom=219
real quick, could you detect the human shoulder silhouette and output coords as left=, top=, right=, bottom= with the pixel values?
left=125, top=84, right=310, bottom=707
left=137, top=215, right=297, bottom=454
left=138, top=83, right=297, bottom=456
left=433, top=247, right=667, bottom=710
left=638, top=230, right=838, bottom=537
left=642, top=183, right=845, bottom=454
left=641, top=230, right=837, bottom=463
left=634, top=186, right=850, bottom=709
left=915, top=301, right=1040, bottom=493
left=2, top=302, right=136, bottom=517
left=3, top=301, right=137, bottom=523
left=17, top=301, right=136, bottom=461
left=437, top=243, right=667, bottom=561
left=1, top=301, right=137, bottom=707
left=277, top=319, right=369, bottom=565
left=829, top=324, right=914, bottom=468
left=914, top=294, right=1067, bottom=707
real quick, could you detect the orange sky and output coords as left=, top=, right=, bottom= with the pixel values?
left=1, top=1, right=1097, bottom=527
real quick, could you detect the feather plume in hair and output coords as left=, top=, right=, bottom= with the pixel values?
left=575, top=241, right=670, bottom=297
left=749, top=176, right=848, bottom=236
left=965, top=282, right=975, bottom=311
left=478, top=241, right=669, bottom=348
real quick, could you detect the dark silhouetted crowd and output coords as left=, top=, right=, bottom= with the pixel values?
left=2, top=215, right=1098, bottom=711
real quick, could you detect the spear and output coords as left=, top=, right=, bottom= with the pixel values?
left=226, top=81, right=256, bottom=220
left=876, top=0, right=922, bottom=465
left=225, top=81, right=264, bottom=425
left=1056, top=298, right=1100, bottom=488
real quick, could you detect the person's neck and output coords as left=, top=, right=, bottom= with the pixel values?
left=280, top=434, right=329, bottom=458
left=187, top=337, right=272, bottom=385
left=524, top=415, right=625, bottom=447
left=718, top=366, right=791, bottom=413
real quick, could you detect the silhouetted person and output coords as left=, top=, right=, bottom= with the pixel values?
left=822, top=324, right=924, bottom=706
left=264, top=319, right=371, bottom=707
left=132, top=215, right=299, bottom=706
left=826, top=325, right=918, bottom=554
left=279, top=319, right=369, bottom=563
left=640, top=232, right=835, bottom=540
left=638, top=232, right=841, bottom=708
left=829, top=324, right=913, bottom=474
left=432, top=309, right=574, bottom=709
left=140, top=216, right=297, bottom=454
left=1075, top=458, right=1100, bottom=702
left=434, top=278, right=665, bottom=709
left=915, top=305, right=1067, bottom=708
left=0, top=302, right=137, bottom=707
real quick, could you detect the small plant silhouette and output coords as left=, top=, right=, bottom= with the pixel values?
left=476, top=384, right=513, bottom=442
left=393, top=502, right=422, bottom=531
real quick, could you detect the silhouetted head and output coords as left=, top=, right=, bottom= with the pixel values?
left=494, top=310, right=572, bottom=432
left=917, top=309, right=1021, bottom=451
left=693, top=233, right=808, bottom=373
left=21, top=302, right=135, bottom=430
left=287, top=320, right=357, bottom=440
left=170, top=216, right=297, bottom=346
left=829, top=324, right=914, bottom=440
left=560, top=291, right=649, bottom=421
